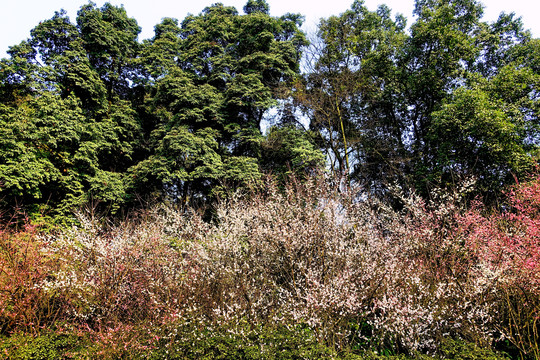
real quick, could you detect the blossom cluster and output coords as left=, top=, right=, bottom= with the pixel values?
left=1, top=175, right=538, bottom=357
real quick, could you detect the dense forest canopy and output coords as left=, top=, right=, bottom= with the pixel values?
left=0, top=0, right=538, bottom=219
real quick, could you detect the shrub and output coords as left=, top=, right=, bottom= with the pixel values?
left=41, top=206, right=204, bottom=328
left=2, top=174, right=538, bottom=358
left=459, top=176, right=540, bottom=359
left=438, top=338, right=509, bottom=359
left=0, top=331, right=85, bottom=360
left=178, top=176, right=498, bottom=353
left=0, top=221, right=69, bottom=334
left=149, top=320, right=336, bottom=359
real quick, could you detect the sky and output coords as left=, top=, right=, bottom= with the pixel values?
left=1, top=0, right=539, bottom=58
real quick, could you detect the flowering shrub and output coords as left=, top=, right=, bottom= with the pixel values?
left=181, top=177, right=498, bottom=353
left=42, top=206, right=205, bottom=327
left=1, top=175, right=537, bottom=358
left=459, top=177, right=540, bottom=359
left=0, top=221, right=68, bottom=334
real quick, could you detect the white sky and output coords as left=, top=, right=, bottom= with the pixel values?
left=1, top=0, right=539, bottom=58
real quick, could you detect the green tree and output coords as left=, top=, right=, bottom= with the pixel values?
left=0, top=1, right=315, bottom=216
left=244, top=0, right=270, bottom=15
left=130, top=1, right=311, bottom=203
left=430, top=86, right=532, bottom=194
left=297, top=0, right=408, bottom=193
left=76, top=2, right=141, bottom=100
left=300, top=0, right=539, bottom=200
left=402, top=0, right=538, bottom=197
left=260, top=125, right=325, bottom=181
left=0, top=3, right=142, bottom=219
left=430, top=56, right=540, bottom=195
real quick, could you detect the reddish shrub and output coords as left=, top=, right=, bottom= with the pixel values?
left=0, top=221, right=67, bottom=334
left=459, top=177, right=540, bottom=358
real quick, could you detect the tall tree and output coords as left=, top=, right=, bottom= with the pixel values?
left=129, top=0, right=315, bottom=203
left=299, top=0, right=539, bottom=200
left=297, top=0, right=408, bottom=193
left=0, top=3, right=142, bottom=219
left=76, top=3, right=141, bottom=100
left=0, top=1, right=321, bottom=217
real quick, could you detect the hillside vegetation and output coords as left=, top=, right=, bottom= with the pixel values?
left=0, top=0, right=539, bottom=358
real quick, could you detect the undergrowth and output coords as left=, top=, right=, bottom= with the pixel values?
left=1, top=175, right=538, bottom=359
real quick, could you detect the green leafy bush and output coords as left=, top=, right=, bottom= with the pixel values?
left=438, top=339, right=509, bottom=360
left=0, top=332, right=86, bottom=360
left=149, top=321, right=336, bottom=359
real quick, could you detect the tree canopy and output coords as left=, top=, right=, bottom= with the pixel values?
left=0, top=1, right=322, bottom=219
left=295, top=0, right=539, bottom=200
left=0, top=0, right=538, bottom=219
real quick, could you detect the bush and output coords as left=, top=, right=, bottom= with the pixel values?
left=0, top=331, right=85, bottom=360
left=40, top=206, right=201, bottom=328
left=1, top=175, right=539, bottom=358
left=0, top=221, right=69, bottom=334
left=459, top=177, right=540, bottom=359
left=438, top=339, right=509, bottom=359
left=149, top=320, right=336, bottom=359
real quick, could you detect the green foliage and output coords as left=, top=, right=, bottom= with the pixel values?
left=261, top=125, right=325, bottom=180
left=1, top=0, right=539, bottom=216
left=149, top=322, right=337, bottom=359
left=129, top=1, right=310, bottom=203
left=298, top=0, right=408, bottom=186
left=0, top=1, right=312, bottom=216
left=295, top=0, right=539, bottom=201
left=438, top=339, right=510, bottom=360
left=76, top=2, right=141, bottom=99
left=0, top=332, right=85, bottom=360
left=0, top=91, right=139, bottom=217
left=431, top=86, right=533, bottom=194
left=0, top=3, right=145, bottom=219
left=0, top=329, right=511, bottom=359
left=0, top=95, right=84, bottom=207
left=244, top=0, right=270, bottom=15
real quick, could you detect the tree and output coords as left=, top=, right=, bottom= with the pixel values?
left=300, top=0, right=539, bottom=200
left=130, top=1, right=312, bottom=203
left=260, top=125, right=325, bottom=181
left=297, top=0, right=408, bottom=193
left=0, top=1, right=317, bottom=216
left=0, top=3, right=142, bottom=219
left=401, top=0, right=538, bottom=197
left=244, top=0, right=270, bottom=15
left=76, top=2, right=141, bottom=100
left=428, top=11, right=539, bottom=198
left=430, top=86, right=533, bottom=194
